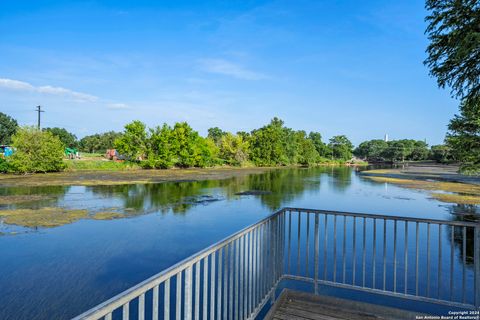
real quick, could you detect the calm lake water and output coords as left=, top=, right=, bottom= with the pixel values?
left=0, top=167, right=478, bottom=319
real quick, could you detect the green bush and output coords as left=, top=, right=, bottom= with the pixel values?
left=8, top=127, right=66, bottom=173
left=0, top=158, right=12, bottom=173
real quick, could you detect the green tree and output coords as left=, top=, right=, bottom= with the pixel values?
left=0, top=112, right=18, bottom=145
left=219, top=133, right=250, bottom=166
left=425, top=0, right=480, bottom=101
left=79, top=131, right=122, bottom=153
left=43, top=127, right=78, bottom=148
left=207, top=127, right=226, bottom=146
left=144, top=124, right=175, bottom=169
left=308, top=132, right=330, bottom=158
left=328, top=135, right=353, bottom=161
left=354, top=139, right=388, bottom=161
left=296, top=131, right=320, bottom=165
left=250, top=117, right=289, bottom=166
left=430, top=144, right=452, bottom=163
left=171, top=122, right=200, bottom=167
left=446, top=98, right=480, bottom=173
left=409, top=140, right=429, bottom=161
left=115, top=120, right=148, bottom=160
left=8, top=127, right=66, bottom=173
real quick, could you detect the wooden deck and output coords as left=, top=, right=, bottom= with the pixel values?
left=265, top=290, right=421, bottom=320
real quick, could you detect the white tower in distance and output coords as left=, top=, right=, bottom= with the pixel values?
left=384, top=134, right=389, bottom=142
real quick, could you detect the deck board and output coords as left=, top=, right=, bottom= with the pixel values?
left=265, top=290, right=421, bottom=320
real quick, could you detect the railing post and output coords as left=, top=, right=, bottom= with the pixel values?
left=475, top=226, right=480, bottom=310
left=314, top=213, right=319, bottom=295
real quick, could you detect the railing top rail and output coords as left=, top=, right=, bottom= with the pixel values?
left=283, top=207, right=479, bottom=227
left=72, top=208, right=284, bottom=320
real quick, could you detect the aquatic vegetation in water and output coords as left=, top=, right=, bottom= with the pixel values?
left=430, top=193, right=480, bottom=205
left=364, top=176, right=480, bottom=205
left=0, top=207, right=89, bottom=228
left=0, top=194, right=54, bottom=205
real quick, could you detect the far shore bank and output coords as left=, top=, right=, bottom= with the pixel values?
left=0, top=163, right=367, bottom=188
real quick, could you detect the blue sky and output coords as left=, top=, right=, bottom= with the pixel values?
left=0, top=0, right=458, bottom=145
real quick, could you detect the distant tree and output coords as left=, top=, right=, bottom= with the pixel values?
left=446, top=97, right=480, bottom=173
left=354, top=139, right=388, bottom=161
left=296, top=131, right=320, bottom=165
left=0, top=112, right=18, bottom=145
left=79, top=131, right=122, bottom=153
left=409, top=140, right=429, bottom=161
left=219, top=133, right=250, bottom=166
left=115, top=121, right=148, bottom=160
left=328, top=135, right=353, bottom=160
left=8, top=127, right=65, bottom=173
left=170, top=122, right=201, bottom=167
left=43, top=127, right=77, bottom=148
left=207, top=127, right=226, bottom=145
left=430, top=144, right=452, bottom=163
left=144, top=124, right=175, bottom=169
left=308, top=132, right=330, bottom=158
left=250, top=117, right=290, bottom=166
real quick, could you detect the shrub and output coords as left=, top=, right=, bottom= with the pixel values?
left=8, top=127, right=66, bottom=173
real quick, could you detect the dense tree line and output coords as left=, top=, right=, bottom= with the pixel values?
left=354, top=139, right=452, bottom=163
left=113, top=117, right=355, bottom=168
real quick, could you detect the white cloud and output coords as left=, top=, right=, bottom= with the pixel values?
left=0, top=77, right=98, bottom=102
left=107, top=103, right=130, bottom=110
left=198, top=59, right=268, bottom=80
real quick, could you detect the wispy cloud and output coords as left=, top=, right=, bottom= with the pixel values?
left=107, top=103, right=130, bottom=110
left=198, top=59, right=268, bottom=80
left=0, top=77, right=98, bottom=102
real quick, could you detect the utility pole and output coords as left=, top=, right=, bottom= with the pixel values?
left=36, top=105, right=44, bottom=129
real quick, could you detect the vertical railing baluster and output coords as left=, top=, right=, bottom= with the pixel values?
left=153, top=285, right=159, bottom=320
left=415, top=222, right=419, bottom=296
left=314, top=213, right=319, bottom=295
left=223, top=246, right=228, bottom=320
left=123, top=302, right=129, bottom=320
left=333, top=215, right=337, bottom=282
left=210, top=252, right=216, bottom=320
left=139, top=293, right=145, bottom=320
left=288, top=211, right=292, bottom=274
left=343, top=215, right=346, bottom=284
left=404, top=221, right=408, bottom=294
left=474, top=226, right=480, bottom=309
left=217, top=249, right=223, bottom=320
left=229, top=242, right=234, bottom=320
left=450, top=226, right=454, bottom=301
left=427, top=223, right=431, bottom=297
left=373, top=218, right=376, bottom=289
left=297, top=212, right=301, bottom=275
left=252, top=228, right=257, bottom=313
left=462, top=226, right=466, bottom=304
left=234, top=238, right=239, bottom=320
left=306, top=213, right=310, bottom=278
left=176, top=272, right=182, bottom=320
left=244, top=233, right=249, bottom=317
left=185, top=266, right=192, bottom=320
left=239, top=236, right=244, bottom=320
left=203, top=257, right=209, bottom=320
left=164, top=279, right=170, bottom=320
left=324, top=214, right=328, bottom=280
left=105, top=313, right=112, bottom=320
left=383, top=219, right=386, bottom=291
left=393, top=220, right=397, bottom=293
left=353, top=217, right=356, bottom=286
left=438, top=224, right=442, bottom=299
left=249, top=230, right=253, bottom=315
left=362, top=217, right=366, bottom=287
left=194, top=262, right=200, bottom=320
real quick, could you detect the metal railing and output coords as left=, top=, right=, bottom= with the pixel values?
left=73, top=207, right=479, bottom=320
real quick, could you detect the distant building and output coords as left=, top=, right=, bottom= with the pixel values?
left=384, top=134, right=389, bottom=142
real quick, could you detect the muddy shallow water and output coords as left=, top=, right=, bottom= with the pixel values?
left=0, top=167, right=478, bottom=319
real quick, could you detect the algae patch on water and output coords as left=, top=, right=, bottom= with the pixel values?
left=364, top=176, right=480, bottom=205
left=0, top=207, right=89, bottom=227
left=0, top=195, right=53, bottom=205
